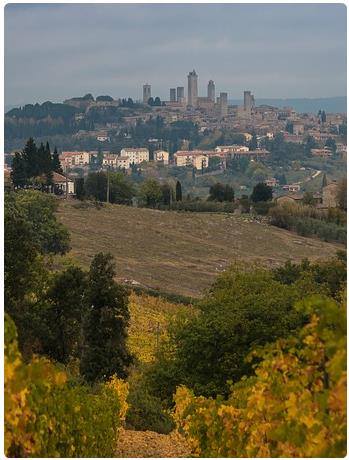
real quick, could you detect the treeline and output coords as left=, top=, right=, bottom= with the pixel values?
left=5, top=102, right=79, bottom=139
left=5, top=190, right=133, bottom=455
left=78, top=170, right=274, bottom=214
left=10, top=138, right=62, bottom=188
left=269, top=183, right=347, bottom=244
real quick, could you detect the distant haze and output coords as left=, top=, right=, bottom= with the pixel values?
left=5, top=3, right=347, bottom=106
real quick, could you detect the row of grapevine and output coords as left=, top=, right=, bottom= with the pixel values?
left=5, top=313, right=129, bottom=457
left=174, top=295, right=346, bottom=457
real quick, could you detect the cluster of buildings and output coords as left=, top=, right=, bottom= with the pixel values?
left=59, top=148, right=171, bottom=171
left=143, top=70, right=230, bottom=118
left=58, top=144, right=270, bottom=173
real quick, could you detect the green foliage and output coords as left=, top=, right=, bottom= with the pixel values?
left=44, top=266, right=88, bottom=364
left=336, top=177, right=347, bottom=211
left=80, top=253, right=132, bottom=382
left=325, top=137, right=337, bottom=154
left=273, top=256, right=346, bottom=299
left=269, top=202, right=346, bottom=243
left=175, top=180, right=182, bottom=201
left=11, top=190, right=70, bottom=254
left=248, top=132, right=258, bottom=150
left=250, top=182, right=273, bottom=202
left=139, top=178, right=163, bottom=207
left=84, top=171, right=107, bottom=201
left=11, top=138, right=62, bottom=187
left=174, top=295, right=346, bottom=457
left=145, top=265, right=320, bottom=401
left=252, top=200, right=274, bottom=215
left=208, top=182, right=234, bottom=202
left=109, top=172, right=135, bottom=204
left=126, top=371, right=175, bottom=434
left=5, top=191, right=70, bottom=357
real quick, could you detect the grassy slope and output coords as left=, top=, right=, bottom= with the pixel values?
left=57, top=200, right=342, bottom=298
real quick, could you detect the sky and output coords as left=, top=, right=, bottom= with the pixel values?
left=5, top=3, right=347, bottom=106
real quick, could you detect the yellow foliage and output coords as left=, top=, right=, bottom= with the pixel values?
left=127, top=292, right=194, bottom=363
left=174, top=296, right=347, bottom=458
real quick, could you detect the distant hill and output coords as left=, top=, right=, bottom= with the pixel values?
left=229, top=96, right=347, bottom=114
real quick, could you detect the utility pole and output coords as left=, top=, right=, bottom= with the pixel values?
left=106, top=165, right=110, bottom=203
left=65, top=166, right=68, bottom=199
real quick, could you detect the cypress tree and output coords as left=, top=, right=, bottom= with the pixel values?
left=52, top=147, right=63, bottom=174
left=322, top=173, right=328, bottom=188
left=22, top=137, right=39, bottom=179
left=11, top=152, right=27, bottom=188
left=80, top=253, right=132, bottom=382
left=176, top=180, right=182, bottom=202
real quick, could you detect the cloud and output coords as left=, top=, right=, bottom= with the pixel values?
left=5, top=3, right=346, bottom=105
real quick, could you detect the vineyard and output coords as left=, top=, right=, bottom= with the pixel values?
left=4, top=190, right=347, bottom=457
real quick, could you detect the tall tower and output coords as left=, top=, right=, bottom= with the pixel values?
left=187, top=70, right=198, bottom=107
left=219, top=92, right=228, bottom=117
left=143, top=83, right=151, bottom=104
left=244, top=90, right=253, bottom=112
left=177, top=86, right=185, bottom=103
left=170, top=88, right=176, bottom=102
left=207, top=80, right=215, bottom=102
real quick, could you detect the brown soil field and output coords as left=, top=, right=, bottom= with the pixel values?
left=57, top=200, right=342, bottom=298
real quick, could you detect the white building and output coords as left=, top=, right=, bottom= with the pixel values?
left=174, top=150, right=208, bottom=170
left=120, top=148, right=149, bottom=164
left=52, top=172, right=75, bottom=195
left=215, top=145, right=249, bottom=154
left=102, top=154, right=118, bottom=167
left=154, top=150, right=169, bottom=164
left=60, top=151, right=90, bottom=168
left=117, top=156, right=131, bottom=169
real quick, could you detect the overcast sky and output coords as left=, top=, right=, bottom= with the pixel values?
left=5, top=3, right=347, bottom=106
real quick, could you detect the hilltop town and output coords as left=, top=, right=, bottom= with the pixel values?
left=5, top=69, right=346, bottom=207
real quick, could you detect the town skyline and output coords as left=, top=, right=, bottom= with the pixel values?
left=5, top=3, right=346, bottom=106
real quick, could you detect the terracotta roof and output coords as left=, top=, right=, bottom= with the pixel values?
left=52, top=172, right=73, bottom=183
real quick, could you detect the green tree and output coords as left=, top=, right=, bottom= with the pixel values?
left=13, top=190, right=70, bottom=254
left=140, top=178, right=162, bottom=208
left=4, top=191, right=69, bottom=356
left=44, top=266, right=87, bottom=364
left=336, top=178, right=347, bottom=211
left=75, top=177, right=85, bottom=200
left=22, top=137, right=40, bottom=179
left=176, top=180, right=182, bottom=202
left=161, top=183, right=172, bottom=206
left=325, top=137, right=336, bottom=154
left=80, top=253, right=132, bottom=382
left=109, top=172, right=135, bottom=204
left=250, top=182, right=273, bottom=202
left=10, top=152, right=27, bottom=188
left=52, top=147, right=63, bottom=174
left=97, top=147, right=104, bottom=166
left=146, top=265, right=314, bottom=401
left=85, top=172, right=107, bottom=201
left=303, top=191, right=315, bottom=206
left=208, top=183, right=234, bottom=202
left=249, top=132, right=258, bottom=150
left=322, top=173, right=328, bottom=188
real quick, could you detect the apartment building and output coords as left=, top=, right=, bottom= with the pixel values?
left=59, top=151, right=90, bottom=168
left=102, top=154, right=118, bottom=167
left=117, top=156, right=131, bottom=169
left=120, top=148, right=149, bottom=164
left=153, top=150, right=170, bottom=164
left=174, top=150, right=208, bottom=170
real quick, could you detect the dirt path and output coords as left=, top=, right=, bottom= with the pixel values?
left=115, top=428, right=192, bottom=458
